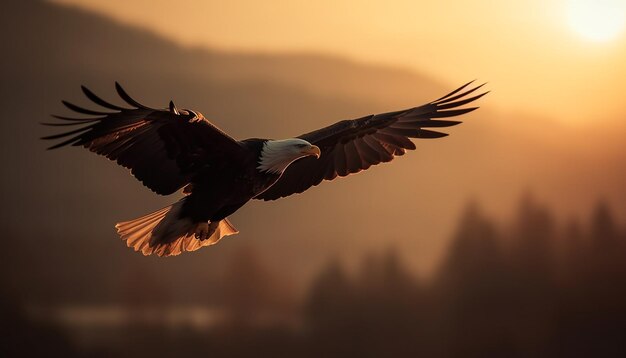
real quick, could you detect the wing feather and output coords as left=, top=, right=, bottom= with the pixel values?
left=333, top=145, right=349, bottom=176
left=437, top=91, right=488, bottom=110
left=115, top=82, right=151, bottom=109
left=364, top=136, right=394, bottom=160
left=343, top=140, right=364, bottom=172
left=433, top=82, right=486, bottom=105
left=61, top=100, right=110, bottom=116
left=81, top=85, right=129, bottom=111
left=372, top=132, right=416, bottom=150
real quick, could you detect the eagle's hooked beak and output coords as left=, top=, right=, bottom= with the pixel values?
left=303, top=145, right=321, bottom=158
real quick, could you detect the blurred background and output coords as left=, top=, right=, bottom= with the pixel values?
left=2, top=0, right=626, bottom=356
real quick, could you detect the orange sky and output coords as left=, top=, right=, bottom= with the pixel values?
left=52, top=0, right=626, bottom=125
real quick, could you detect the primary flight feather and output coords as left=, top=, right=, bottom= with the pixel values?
left=43, top=81, right=487, bottom=257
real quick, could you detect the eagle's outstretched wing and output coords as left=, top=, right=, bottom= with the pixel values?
left=42, top=83, right=244, bottom=195
left=255, top=81, right=488, bottom=201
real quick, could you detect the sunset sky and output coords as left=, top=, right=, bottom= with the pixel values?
left=53, top=0, right=626, bottom=125
left=4, top=3, right=626, bottom=354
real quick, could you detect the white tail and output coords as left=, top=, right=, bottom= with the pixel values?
left=115, top=201, right=239, bottom=257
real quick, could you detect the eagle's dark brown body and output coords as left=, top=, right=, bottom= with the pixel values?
left=179, top=139, right=281, bottom=223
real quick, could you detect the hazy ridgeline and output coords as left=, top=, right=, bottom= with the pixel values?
left=2, top=194, right=626, bottom=357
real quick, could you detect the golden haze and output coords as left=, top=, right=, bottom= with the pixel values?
left=2, top=2, right=626, bottom=355
left=53, top=0, right=626, bottom=124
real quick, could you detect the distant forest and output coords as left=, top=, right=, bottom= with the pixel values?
left=2, top=194, right=625, bottom=357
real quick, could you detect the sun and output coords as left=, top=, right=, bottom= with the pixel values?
left=567, top=0, right=626, bottom=42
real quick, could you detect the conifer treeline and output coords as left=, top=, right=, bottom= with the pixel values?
left=304, top=195, right=626, bottom=357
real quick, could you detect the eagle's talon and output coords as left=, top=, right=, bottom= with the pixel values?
left=194, top=222, right=209, bottom=240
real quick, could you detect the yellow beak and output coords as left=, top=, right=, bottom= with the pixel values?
left=303, top=145, right=321, bottom=158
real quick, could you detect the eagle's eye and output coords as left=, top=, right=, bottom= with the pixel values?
left=296, top=144, right=308, bottom=148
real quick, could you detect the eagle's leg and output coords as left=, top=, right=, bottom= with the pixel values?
left=194, top=221, right=220, bottom=241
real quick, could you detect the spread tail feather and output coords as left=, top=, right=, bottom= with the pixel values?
left=115, top=202, right=238, bottom=257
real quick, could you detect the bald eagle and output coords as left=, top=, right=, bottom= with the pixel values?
left=43, top=81, right=487, bottom=256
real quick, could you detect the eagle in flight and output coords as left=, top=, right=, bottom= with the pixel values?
left=43, top=81, right=487, bottom=257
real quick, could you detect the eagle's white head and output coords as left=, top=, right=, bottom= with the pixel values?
left=257, top=138, right=321, bottom=174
